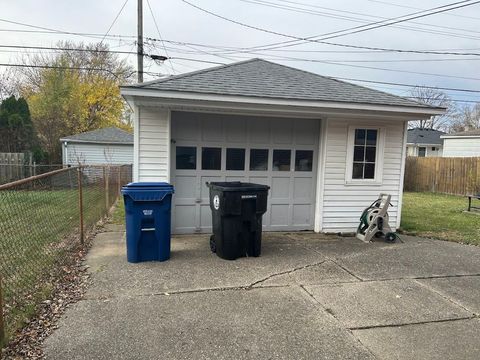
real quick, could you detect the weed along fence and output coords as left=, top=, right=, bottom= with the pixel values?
left=404, top=157, right=480, bottom=195
left=0, top=164, right=131, bottom=346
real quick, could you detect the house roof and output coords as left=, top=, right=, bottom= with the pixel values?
left=60, top=127, right=133, bottom=144
left=123, top=59, right=441, bottom=110
left=443, top=129, right=480, bottom=137
left=407, top=128, right=446, bottom=145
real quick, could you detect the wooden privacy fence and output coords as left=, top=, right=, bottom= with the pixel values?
left=404, top=157, right=480, bottom=195
left=0, top=153, right=28, bottom=184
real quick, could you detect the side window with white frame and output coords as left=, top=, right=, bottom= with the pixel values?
left=346, top=126, right=384, bottom=183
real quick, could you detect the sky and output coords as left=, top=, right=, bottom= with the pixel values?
left=0, top=0, right=479, bottom=106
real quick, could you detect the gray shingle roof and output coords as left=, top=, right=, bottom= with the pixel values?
left=60, top=127, right=133, bottom=144
left=447, top=129, right=480, bottom=137
left=407, top=128, right=445, bottom=145
left=124, top=58, right=436, bottom=109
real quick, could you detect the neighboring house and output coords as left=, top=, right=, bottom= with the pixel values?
left=441, top=129, right=480, bottom=157
left=406, top=128, right=445, bottom=157
left=121, top=59, right=443, bottom=234
left=60, top=127, right=133, bottom=166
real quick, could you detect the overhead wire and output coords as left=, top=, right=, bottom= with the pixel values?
left=146, top=0, right=176, bottom=74
left=179, top=0, right=480, bottom=56
left=237, top=0, right=480, bottom=41
left=101, top=0, right=129, bottom=44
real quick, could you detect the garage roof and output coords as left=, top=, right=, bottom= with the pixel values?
left=123, top=58, right=439, bottom=110
left=407, top=128, right=445, bottom=145
left=60, top=127, right=133, bottom=144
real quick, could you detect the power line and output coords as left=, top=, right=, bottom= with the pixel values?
left=1, top=15, right=480, bottom=57
left=0, top=62, right=130, bottom=78
left=337, top=77, right=480, bottom=93
left=179, top=0, right=480, bottom=56
left=101, top=0, right=129, bottom=43
left=146, top=0, right=176, bottom=74
left=0, top=44, right=138, bottom=55
left=237, top=0, right=480, bottom=41
left=363, top=0, right=480, bottom=21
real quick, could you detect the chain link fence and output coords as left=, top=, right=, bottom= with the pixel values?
left=0, top=164, right=132, bottom=344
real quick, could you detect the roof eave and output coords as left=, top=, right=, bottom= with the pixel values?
left=121, top=88, right=445, bottom=118
left=441, top=135, right=480, bottom=139
left=60, top=139, right=133, bottom=145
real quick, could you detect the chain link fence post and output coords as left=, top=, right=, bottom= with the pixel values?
left=117, top=166, right=121, bottom=196
left=104, top=167, right=109, bottom=213
left=0, top=275, right=5, bottom=348
left=78, top=166, right=84, bottom=245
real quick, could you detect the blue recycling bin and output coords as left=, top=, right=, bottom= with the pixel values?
left=121, top=182, right=174, bottom=263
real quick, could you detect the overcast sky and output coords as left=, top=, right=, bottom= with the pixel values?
left=1, top=0, right=479, bottom=105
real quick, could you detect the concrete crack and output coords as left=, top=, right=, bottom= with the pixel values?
left=247, top=260, right=327, bottom=288
left=413, top=278, right=478, bottom=315
left=298, top=285, right=380, bottom=360
left=328, top=258, right=364, bottom=281
left=349, top=315, right=479, bottom=331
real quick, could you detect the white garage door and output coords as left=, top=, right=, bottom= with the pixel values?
left=170, top=111, right=319, bottom=234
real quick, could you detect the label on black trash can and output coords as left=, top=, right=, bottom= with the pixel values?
left=241, top=194, right=257, bottom=199
left=213, top=195, right=220, bottom=210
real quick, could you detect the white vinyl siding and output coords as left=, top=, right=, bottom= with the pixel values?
left=406, top=144, right=443, bottom=157
left=443, top=137, right=480, bottom=157
left=63, top=143, right=133, bottom=165
left=136, top=106, right=170, bottom=182
left=320, top=118, right=406, bottom=233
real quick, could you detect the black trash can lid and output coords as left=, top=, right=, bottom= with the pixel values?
left=207, top=181, right=270, bottom=191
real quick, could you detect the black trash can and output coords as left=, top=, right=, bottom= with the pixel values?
left=207, top=182, right=270, bottom=260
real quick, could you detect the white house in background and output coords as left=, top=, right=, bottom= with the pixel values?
left=60, top=127, right=133, bottom=166
left=441, top=129, right=480, bottom=157
left=406, top=128, right=445, bottom=157
left=121, top=59, right=443, bottom=234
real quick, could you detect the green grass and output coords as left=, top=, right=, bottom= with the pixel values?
left=111, top=198, right=125, bottom=224
left=401, top=192, right=480, bottom=246
left=0, top=187, right=113, bottom=341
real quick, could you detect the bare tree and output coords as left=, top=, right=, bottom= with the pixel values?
left=450, top=102, right=480, bottom=133
left=408, top=86, right=455, bottom=131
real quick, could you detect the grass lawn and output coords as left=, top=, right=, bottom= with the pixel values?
left=0, top=187, right=110, bottom=339
left=401, top=192, right=480, bottom=246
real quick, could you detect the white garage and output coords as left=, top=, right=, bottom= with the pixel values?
left=121, top=59, right=443, bottom=234
left=60, top=127, right=133, bottom=166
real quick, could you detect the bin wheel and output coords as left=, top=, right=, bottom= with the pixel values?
left=385, top=232, right=396, bottom=243
left=209, top=235, right=216, bottom=253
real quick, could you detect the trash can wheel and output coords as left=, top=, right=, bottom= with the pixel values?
left=209, top=235, right=216, bottom=253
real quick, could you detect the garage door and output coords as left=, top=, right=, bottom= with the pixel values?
left=170, top=111, right=319, bottom=234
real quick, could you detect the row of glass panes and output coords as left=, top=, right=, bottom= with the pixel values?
left=176, top=146, right=313, bottom=171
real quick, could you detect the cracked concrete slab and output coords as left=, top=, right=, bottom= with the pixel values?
left=42, top=229, right=480, bottom=359
left=330, top=240, right=480, bottom=280
left=417, top=276, right=480, bottom=315
left=353, top=318, right=480, bottom=360
left=43, top=286, right=375, bottom=360
left=305, top=279, right=472, bottom=329
left=85, top=232, right=327, bottom=298
left=253, top=260, right=359, bottom=287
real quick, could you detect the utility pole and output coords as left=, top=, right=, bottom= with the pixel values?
left=137, top=0, right=143, bottom=83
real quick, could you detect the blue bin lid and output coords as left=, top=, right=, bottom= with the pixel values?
left=122, top=182, right=174, bottom=201
left=123, top=182, right=173, bottom=189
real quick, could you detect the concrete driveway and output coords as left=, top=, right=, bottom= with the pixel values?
left=43, top=226, right=480, bottom=359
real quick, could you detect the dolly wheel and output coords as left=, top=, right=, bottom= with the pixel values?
left=209, top=235, right=216, bottom=253
left=385, top=232, right=396, bottom=243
